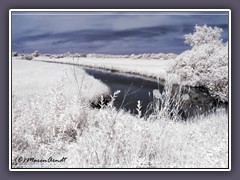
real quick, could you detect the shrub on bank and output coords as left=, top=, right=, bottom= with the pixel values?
left=169, top=25, right=228, bottom=102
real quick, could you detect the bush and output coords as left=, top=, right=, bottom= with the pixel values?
left=24, top=54, right=33, bottom=60
left=12, top=52, right=18, bottom=57
left=169, top=25, right=228, bottom=102
left=32, top=50, right=40, bottom=57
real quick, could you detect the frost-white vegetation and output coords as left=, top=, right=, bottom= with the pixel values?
left=12, top=59, right=110, bottom=105
left=169, top=25, right=228, bottom=102
left=12, top=51, right=18, bottom=57
left=34, top=56, right=176, bottom=82
left=85, top=53, right=177, bottom=60
left=12, top=58, right=228, bottom=168
left=45, top=52, right=177, bottom=60
left=32, top=50, right=40, bottom=57
left=12, top=25, right=228, bottom=168
left=23, top=54, right=33, bottom=60
left=12, top=88, right=228, bottom=168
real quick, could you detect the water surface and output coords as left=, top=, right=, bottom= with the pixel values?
left=84, top=68, right=164, bottom=115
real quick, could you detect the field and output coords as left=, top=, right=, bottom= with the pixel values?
left=11, top=58, right=228, bottom=168
left=34, top=56, right=178, bottom=82
left=12, top=58, right=110, bottom=102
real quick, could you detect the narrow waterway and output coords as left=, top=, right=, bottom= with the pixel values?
left=84, top=68, right=164, bottom=115
left=33, top=59, right=227, bottom=118
left=84, top=67, right=227, bottom=119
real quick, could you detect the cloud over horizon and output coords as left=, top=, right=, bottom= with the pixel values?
left=12, top=11, right=229, bottom=54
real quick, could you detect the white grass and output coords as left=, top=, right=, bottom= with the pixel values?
left=12, top=58, right=110, bottom=102
left=33, top=56, right=177, bottom=82
left=12, top=87, right=228, bottom=168
left=11, top=58, right=228, bottom=169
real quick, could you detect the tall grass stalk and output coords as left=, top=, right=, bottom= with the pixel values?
left=12, top=71, right=228, bottom=168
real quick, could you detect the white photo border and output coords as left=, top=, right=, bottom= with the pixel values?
left=9, top=9, right=231, bottom=171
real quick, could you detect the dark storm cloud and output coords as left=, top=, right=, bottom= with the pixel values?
left=14, top=25, right=183, bottom=45
left=12, top=12, right=229, bottom=54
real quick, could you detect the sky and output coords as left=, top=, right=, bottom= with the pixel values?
left=11, top=11, right=229, bottom=55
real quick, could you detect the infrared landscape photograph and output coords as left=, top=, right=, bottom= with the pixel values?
left=10, top=10, right=230, bottom=170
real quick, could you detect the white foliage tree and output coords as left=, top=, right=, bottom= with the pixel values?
left=169, top=25, right=228, bottom=102
left=184, top=25, right=223, bottom=47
